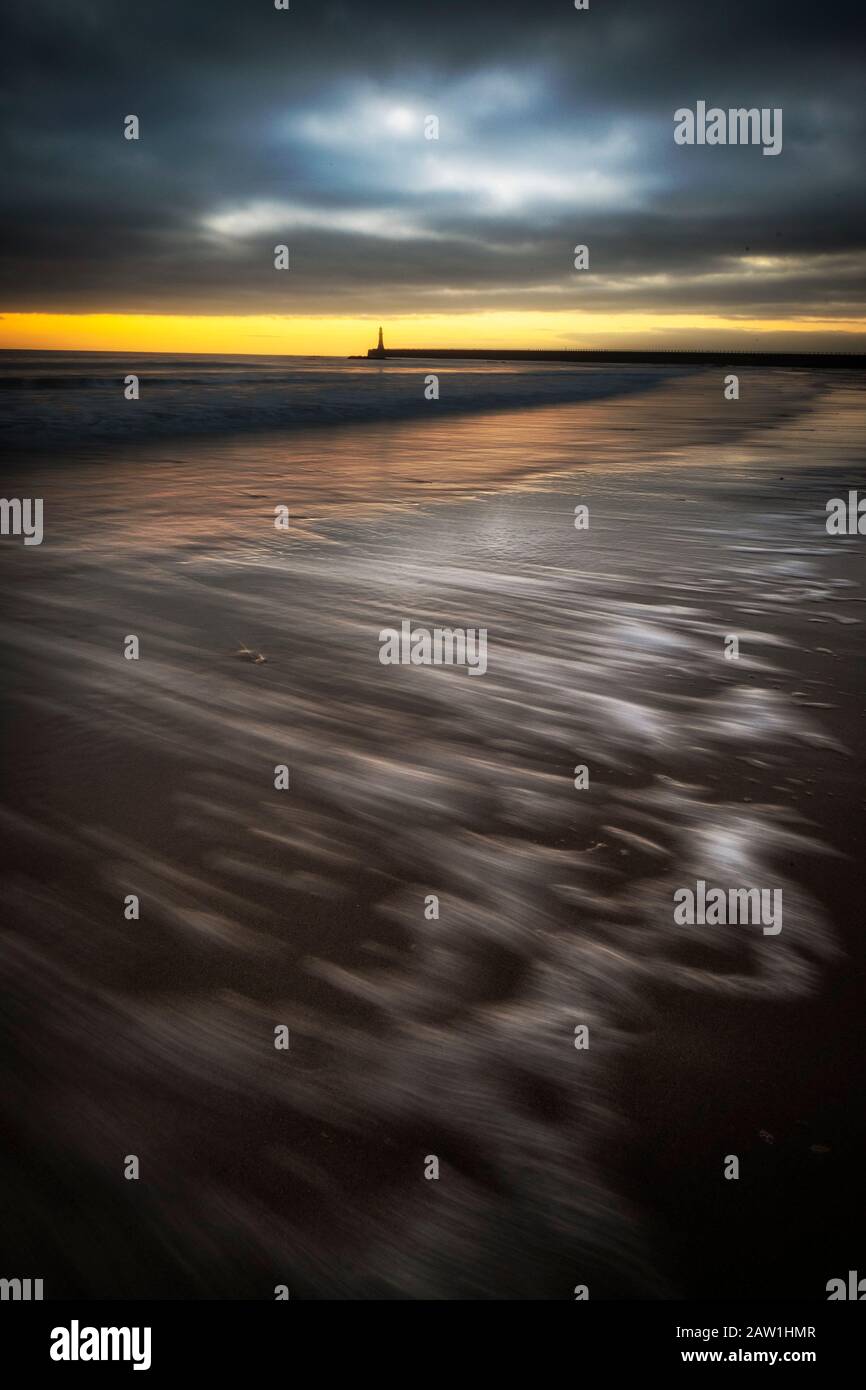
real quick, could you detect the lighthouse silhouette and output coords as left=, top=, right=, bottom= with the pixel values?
left=370, top=325, right=386, bottom=358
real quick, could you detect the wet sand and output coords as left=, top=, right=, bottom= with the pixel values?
left=1, top=369, right=865, bottom=1297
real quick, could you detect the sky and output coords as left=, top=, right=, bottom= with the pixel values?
left=1, top=0, right=864, bottom=354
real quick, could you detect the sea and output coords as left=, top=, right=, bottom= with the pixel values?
left=1, top=350, right=865, bottom=1298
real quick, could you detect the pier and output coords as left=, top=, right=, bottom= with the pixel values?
left=352, top=332, right=865, bottom=369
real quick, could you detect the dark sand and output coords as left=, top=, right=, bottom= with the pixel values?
left=1, top=369, right=865, bottom=1297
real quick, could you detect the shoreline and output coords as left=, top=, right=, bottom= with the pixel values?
left=1, top=381, right=864, bottom=1297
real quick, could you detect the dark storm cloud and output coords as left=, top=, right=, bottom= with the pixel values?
left=0, top=0, right=864, bottom=322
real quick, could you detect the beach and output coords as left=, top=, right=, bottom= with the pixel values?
left=1, top=358, right=865, bottom=1298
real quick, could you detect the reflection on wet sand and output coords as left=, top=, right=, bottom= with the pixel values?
left=0, top=371, right=864, bottom=1296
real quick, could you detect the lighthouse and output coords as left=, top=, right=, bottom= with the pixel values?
left=369, top=325, right=386, bottom=358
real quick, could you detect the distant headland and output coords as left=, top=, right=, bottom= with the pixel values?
left=351, top=327, right=865, bottom=369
